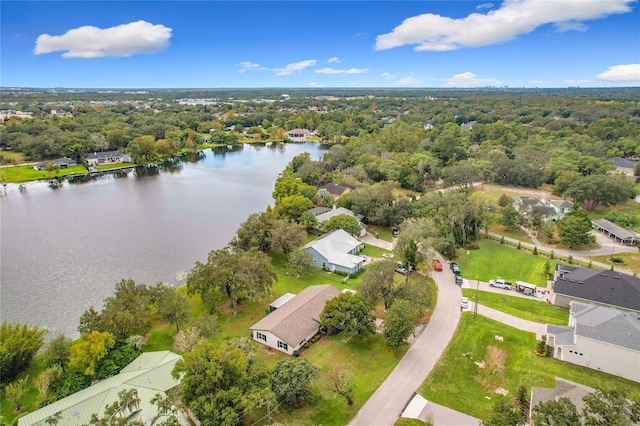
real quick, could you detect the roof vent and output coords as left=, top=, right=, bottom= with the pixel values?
left=600, top=273, right=607, bottom=277
left=578, top=281, right=585, bottom=285
left=612, top=275, right=620, bottom=279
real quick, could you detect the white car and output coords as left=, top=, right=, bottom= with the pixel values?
left=460, top=297, right=469, bottom=309
left=489, top=279, right=513, bottom=290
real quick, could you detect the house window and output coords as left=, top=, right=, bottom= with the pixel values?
left=256, top=332, right=267, bottom=342
left=277, top=341, right=288, bottom=351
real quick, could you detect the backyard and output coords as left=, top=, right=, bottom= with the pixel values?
left=419, top=314, right=640, bottom=422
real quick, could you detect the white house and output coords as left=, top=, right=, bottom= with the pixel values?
left=545, top=302, right=640, bottom=383
left=513, top=196, right=574, bottom=222
left=309, top=205, right=366, bottom=237
left=85, top=151, right=132, bottom=166
left=286, top=128, right=312, bottom=141
left=303, top=229, right=365, bottom=274
left=250, top=284, right=340, bottom=355
left=18, top=351, right=189, bottom=426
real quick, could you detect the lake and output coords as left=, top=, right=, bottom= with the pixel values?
left=0, top=142, right=327, bottom=338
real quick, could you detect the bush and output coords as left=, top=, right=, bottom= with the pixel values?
left=54, top=372, right=91, bottom=399
left=533, top=246, right=538, bottom=255
left=293, top=350, right=300, bottom=357
left=610, top=256, right=624, bottom=264
left=517, top=241, right=522, bottom=250
left=93, top=343, right=141, bottom=380
left=500, top=236, right=505, bottom=245
left=534, top=337, right=550, bottom=357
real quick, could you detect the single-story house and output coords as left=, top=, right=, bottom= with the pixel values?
left=18, top=351, right=189, bottom=426
left=286, top=128, right=312, bottom=141
left=34, top=157, right=77, bottom=171
left=318, top=182, right=356, bottom=199
left=250, top=284, right=340, bottom=355
left=545, top=302, right=640, bottom=382
left=513, top=196, right=574, bottom=221
left=529, top=378, right=594, bottom=421
left=552, top=264, right=640, bottom=314
left=309, top=206, right=366, bottom=237
left=303, top=229, right=365, bottom=274
left=593, top=218, right=638, bottom=245
left=85, top=151, right=132, bottom=166
left=609, top=156, right=637, bottom=177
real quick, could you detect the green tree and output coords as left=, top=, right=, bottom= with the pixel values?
left=268, top=218, right=307, bottom=257
left=187, top=247, right=276, bottom=314
left=271, top=358, right=320, bottom=408
left=358, top=260, right=397, bottom=309
left=582, top=388, right=639, bottom=426
left=298, top=211, right=318, bottom=231
left=499, top=205, right=520, bottom=231
left=531, top=397, right=581, bottom=426
left=320, top=293, right=376, bottom=336
left=557, top=208, right=594, bottom=248
left=275, top=195, right=314, bottom=221
left=69, top=330, right=116, bottom=376
left=566, top=174, right=636, bottom=211
left=231, top=211, right=274, bottom=252
left=155, top=284, right=190, bottom=332
left=383, top=299, right=418, bottom=351
left=325, top=363, right=356, bottom=405
left=88, top=388, right=143, bottom=426
left=287, top=249, right=316, bottom=279
left=41, top=334, right=72, bottom=370
left=0, top=321, right=46, bottom=385
left=45, top=161, right=60, bottom=177
left=485, top=397, right=522, bottom=426
left=5, top=375, right=30, bottom=412
left=78, top=279, right=153, bottom=339
left=322, top=214, right=361, bottom=236
left=172, top=341, right=272, bottom=426
left=35, top=365, right=63, bottom=407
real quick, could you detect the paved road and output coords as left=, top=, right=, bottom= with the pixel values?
left=349, top=260, right=462, bottom=426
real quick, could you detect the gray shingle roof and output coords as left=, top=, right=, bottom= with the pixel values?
left=85, top=151, right=127, bottom=160
left=571, top=302, right=640, bottom=351
left=610, top=156, right=637, bottom=169
left=546, top=325, right=575, bottom=346
left=319, top=183, right=355, bottom=196
left=314, top=207, right=358, bottom=224
left=554, top=266, right=640, bottom=312
left=530, top=378, right=594, bottom=420
left=250, top=284, right=340, bottom=347
left=593, top=218, right=638, bottom=241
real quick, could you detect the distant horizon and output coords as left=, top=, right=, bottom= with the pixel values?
left=2, top=1, right=639, bottom=88
left=3, top=86, right=640, bottom=91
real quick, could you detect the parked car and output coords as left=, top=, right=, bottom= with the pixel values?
left=489, top=279, right=513, bottom=290
left=392, top=227, right=399, bottom=237
left=395, top=267, right=408, bottom=276
left=455, top=275, right=463, bottom=286
left=460, top=297, right=469, bottom=309
left=450, top=262, right=461, bottom=275
left=433, top=259, right=443, bottom=271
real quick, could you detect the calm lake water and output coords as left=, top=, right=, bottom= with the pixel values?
left=0, top=143, right=327, bottom=338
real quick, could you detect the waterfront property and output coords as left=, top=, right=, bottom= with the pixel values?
left=552, top=264, right=640, bottom=313
left=17, top=351, right=189, bottom=426
left=285, top=128, right=312, bottom=141
left=33, top=157, right=78, bottom=170
left=250, top=284, right=340, bottom=355
left=309, top=205, right=367, bottom=237
left=545, top=302, right=640, bottom=382
left=317, top=182, right=355, bottom=199
left=304, top=229, right=366, bottom=274
left=85, top=151, right=132, bottom=166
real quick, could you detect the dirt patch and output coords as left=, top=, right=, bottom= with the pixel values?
left=475, top=345, right=508, bottom=393
left=495, top=387, right=509, bottom=396
left=219, top=300, right=243, bottom=315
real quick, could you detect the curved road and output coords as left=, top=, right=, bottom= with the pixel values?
left=349, top=259, right=462, bottom=426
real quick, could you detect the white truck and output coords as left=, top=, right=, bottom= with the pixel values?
left=489, top=279, right=513, bottom=290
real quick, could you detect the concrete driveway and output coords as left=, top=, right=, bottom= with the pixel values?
left=349, top=260, right=462, bottom=426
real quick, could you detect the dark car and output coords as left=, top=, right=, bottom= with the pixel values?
left=395, top=267, right=408, bottom=275
left=450, top=262, right=461, bottom=275
left=455, top=275, right=463, bottom=286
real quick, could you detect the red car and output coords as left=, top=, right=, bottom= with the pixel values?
left=433, top=259, right=443, bottom=271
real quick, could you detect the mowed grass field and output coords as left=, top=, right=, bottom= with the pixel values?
left=462, top=289, right=569, bottom=325
left=419, top=314, right=640, bottom=422
left=455, top=239, right=557, bottom=287
left=0, top=164, right=88, bottom=183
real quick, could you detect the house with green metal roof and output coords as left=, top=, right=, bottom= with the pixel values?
left=17, top=351, right=189, bottom=426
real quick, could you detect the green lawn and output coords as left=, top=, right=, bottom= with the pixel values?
left=0, top=164, right=88, bottom=183
left=361, top=244, right=392, bottom=257
left=94, top=162, right=135, bottom=171
left=588, top=251, right=640, bottom=274
left=462, top=289, right=569, bottom=325
left=367, top=225, right=394, bottom=242
left=419, top=314, right=640, bottom=422
left=455, top=239, right=555, bottom=287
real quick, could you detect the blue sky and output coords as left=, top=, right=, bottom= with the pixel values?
left=2, top=1, right=639, bottom=88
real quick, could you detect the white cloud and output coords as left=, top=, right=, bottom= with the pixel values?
left=381, top=72, right=396, bottom=79
left=35, top=20, right=171, bottom=58
left=442, top=72, right=501, bottom=87
left=308, top=82, right=323, bottom=87
left=595, top=64, right=640, bottom=83
left=237, top=61, right=261, bottom=73
left=394, top=77, right=423, bottom=86
left=315, top=67, right=368, bottom=74
left=528, top=80, right=548, bottom=85
left=476, top=3, right=494, bottom=10
left=375, top=0, right=632, bottom=51
left=274, top=59, right=317, bottom=76
left=327, top=57, right=340, bottom=63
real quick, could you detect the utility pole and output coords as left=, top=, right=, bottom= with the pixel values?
left=474, top=280, right=479, bottom=317
left=267, top=399, right=271, bottom=425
